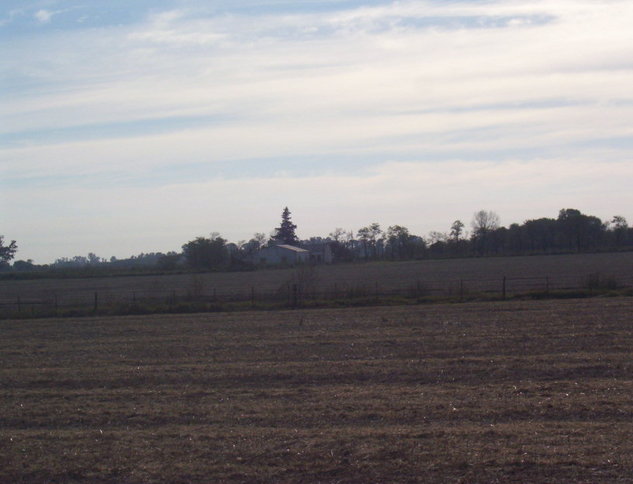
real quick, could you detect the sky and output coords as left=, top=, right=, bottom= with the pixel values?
left=2, top=0, right=633, bottom=263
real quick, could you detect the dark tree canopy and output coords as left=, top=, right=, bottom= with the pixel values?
left=273, top=207, right=298, bottom=245
left=4, top=206, right=633, bottom=274
left=556, top=208, right=603, bottom=251
left=182, top=234, right=228, bottom=270
left=386, top=225, right=410, bottom=259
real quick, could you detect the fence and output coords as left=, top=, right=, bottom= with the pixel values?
left=1, top=271, right=631, bottom=319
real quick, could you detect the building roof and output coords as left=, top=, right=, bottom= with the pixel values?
left=273, top=244, right=309, bottom=253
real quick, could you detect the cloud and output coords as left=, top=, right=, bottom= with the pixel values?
left=128, top=8, right=227, bottom=45
left=34, top=9, right=54, bottom=24
left=0, top=8, right=24, bottom=27
left=5, top=1, right=633, bottom=132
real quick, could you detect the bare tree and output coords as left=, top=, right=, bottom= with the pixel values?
left=357, top=223, right=382, bottom=259
left=471, top=210, right=500, bottom=237
left=471, top=210, right=500, bottom=255
left=450, top=220, right=465, bottom=241
left=253, top=232, right=267, bottom=249
left=329, top=228, right=346, bottom=243
left=0, top=236, right=17, bottom=267
left=611, top=215, right=628, bottom=230
left=610, top=215, right=629, bottom=246
left=427, top=231, right=447, bottom=245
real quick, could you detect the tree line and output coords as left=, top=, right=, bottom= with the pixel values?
left=1, top=207, right=631, bottom=275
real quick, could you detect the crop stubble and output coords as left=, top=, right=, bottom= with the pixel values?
left=1, top=297, right=633, bottom=482
left=2, top=252, right=633, bottom=307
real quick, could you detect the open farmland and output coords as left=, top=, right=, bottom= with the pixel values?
left=2, top=297, right=633, bottom=482
left=1, top=252, right=633, bottom=316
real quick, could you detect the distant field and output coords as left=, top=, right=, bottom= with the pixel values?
left=2, top=298, right=633, bottom=482
left=1, top=253, right=633, bottom=315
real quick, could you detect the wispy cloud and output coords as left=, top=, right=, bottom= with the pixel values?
left=0, top=8, right=23, bottom=26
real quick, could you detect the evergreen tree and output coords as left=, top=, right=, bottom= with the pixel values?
left=274, top=207, right=298, bottom=245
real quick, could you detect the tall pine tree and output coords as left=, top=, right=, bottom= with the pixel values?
left=274, top=207, right=298, bottom=245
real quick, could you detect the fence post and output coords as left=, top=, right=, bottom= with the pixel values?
left=502, top=276, right=506, bottom=300
left=292, top=284, right=298, bottom=308
left=167, top=290, right=173, bottom=311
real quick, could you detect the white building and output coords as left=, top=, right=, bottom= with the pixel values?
left=255, top=244, right=310, bottom=266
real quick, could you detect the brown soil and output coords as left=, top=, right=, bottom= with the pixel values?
left=1, top=297, right=633, bottom=482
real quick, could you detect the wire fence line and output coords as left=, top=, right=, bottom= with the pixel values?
left=1, top=271, right=631, bottom=319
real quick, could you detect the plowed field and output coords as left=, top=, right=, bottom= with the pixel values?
left=2, top=297, right=633, bottom=482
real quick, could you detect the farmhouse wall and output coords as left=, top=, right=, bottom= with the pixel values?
left=255, top=244, right=310, bottom=266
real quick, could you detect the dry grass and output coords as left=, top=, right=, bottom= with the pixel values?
left=1, top=298, right=633, bottom=482
left=1, top=252, right=633, bottom=309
